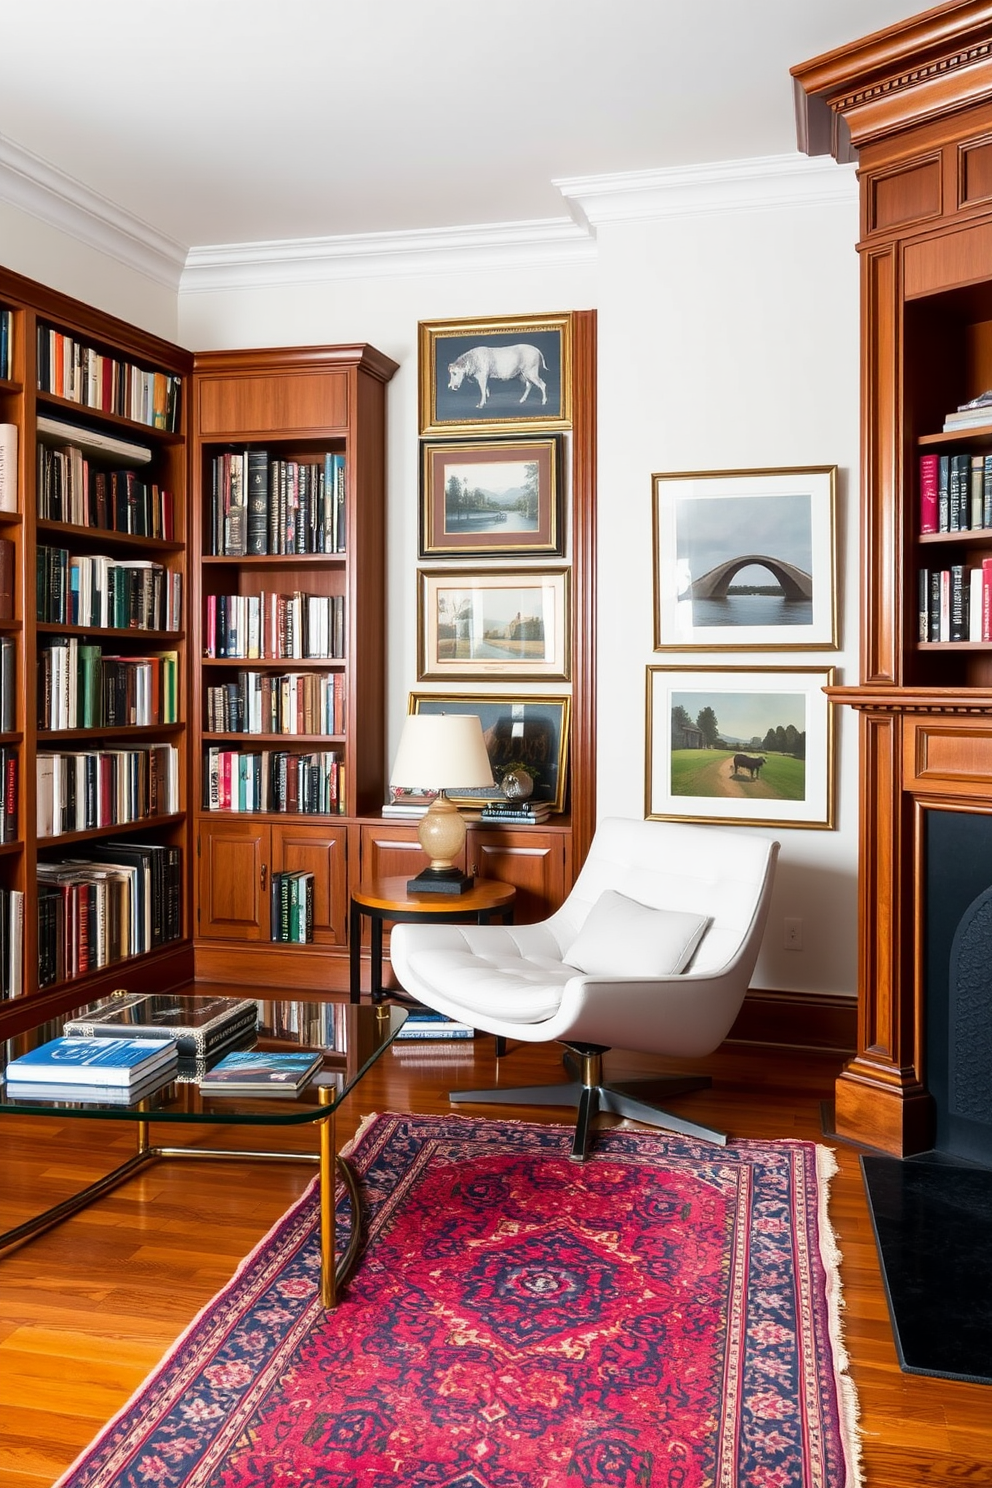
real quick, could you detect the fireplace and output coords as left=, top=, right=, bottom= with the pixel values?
left=925, top=809, right=992, bottom=1168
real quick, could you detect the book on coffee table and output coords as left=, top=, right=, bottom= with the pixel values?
left=4, top=1035, right=178, bottom=1089
left=4, top=1068, right=177, bottom=1105
left=64, top=994, right=258, bottom=1057
left=198, top=1048, right=323, bottom=1097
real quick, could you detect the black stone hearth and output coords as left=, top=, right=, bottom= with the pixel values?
left=861, top=1153, right=992, bottom=1385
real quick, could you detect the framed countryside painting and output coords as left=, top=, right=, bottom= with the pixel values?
left=418, top=568, right=570, bottom=682
left=652, top=466, right=838, bottom=650
left=419, top=313, right=572, bottom=437
left=420, top=435, right=564, bottom=558
left=645, top=665, right=837, bottom=829
left=411, top=692, right=570, bottom=811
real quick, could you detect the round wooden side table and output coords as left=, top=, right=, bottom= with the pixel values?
left=349, top=876, right=516, bottom=1005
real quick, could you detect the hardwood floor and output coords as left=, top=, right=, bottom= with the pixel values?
left=1, top=993, right=990, bottom=1488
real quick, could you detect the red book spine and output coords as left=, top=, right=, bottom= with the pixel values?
left=920, top=453, right=940, bottom=535
left=983, top=557, right=992, bottom=642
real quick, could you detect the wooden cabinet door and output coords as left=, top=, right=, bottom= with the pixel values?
left=197, top=820, right=269, bottom=941
left=468, top=829, right=566, bottom=924
left=271, top=822, right=348, bottom=947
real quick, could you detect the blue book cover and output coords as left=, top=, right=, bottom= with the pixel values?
left=5, top=1035, right=177, bottom=1086
left=199, top=1048, right=322, bottom=1095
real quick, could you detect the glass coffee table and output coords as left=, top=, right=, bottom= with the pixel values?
left=0, top=995, right=407, bottom=1308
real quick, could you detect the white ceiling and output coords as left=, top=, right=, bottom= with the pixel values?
left=1, top=1, right=916, bottom=253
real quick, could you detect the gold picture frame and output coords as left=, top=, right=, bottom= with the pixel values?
left=418, top=568, right=570, bottom=682
left=420, top=435, right=563, bottom=558
left=645, top=664, right=837, bottom=829
left=419, top=313, right=573, bottom=437
left=652, top=465, right=838, bottom=651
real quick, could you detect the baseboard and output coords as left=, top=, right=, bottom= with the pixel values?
left=729, top=987, right=856, bottom=1053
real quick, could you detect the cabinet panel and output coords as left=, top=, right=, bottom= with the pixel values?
left=468, top=830, right=565, bottom=924
left=195, top=371, right=349, bottom=438
left=198, top=820, right=267, bottom=940
left=271, top=822, right=347, bottom=945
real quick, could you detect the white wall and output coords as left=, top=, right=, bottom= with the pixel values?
left=1, top=157, right=863, bottom=1000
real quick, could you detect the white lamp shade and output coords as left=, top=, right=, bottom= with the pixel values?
left=389, top=713, right=495, bottom=792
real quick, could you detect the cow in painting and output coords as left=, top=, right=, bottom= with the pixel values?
left=447, top=344, right=548, bottom=409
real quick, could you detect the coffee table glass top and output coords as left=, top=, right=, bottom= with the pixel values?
left=0, top=995, right=406, bottom=1125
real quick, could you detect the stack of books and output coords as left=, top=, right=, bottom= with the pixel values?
left=3, top=1034, right=178, bottom=1103
left=395, top=1007, right=475, bottom=1041
left=479, top=800, right=551, bottom=825
left=942, top=393, right=992, bottom=432
left=198, top=1047, right=324, bottom=1097
left=64, top=993, right=258, bottom=1058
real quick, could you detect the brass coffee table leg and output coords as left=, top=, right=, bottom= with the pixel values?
left=319, top=1085, right=336, bottom=1308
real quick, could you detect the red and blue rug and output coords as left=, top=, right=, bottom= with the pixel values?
left=56, top=1112, right=860, bottom=1488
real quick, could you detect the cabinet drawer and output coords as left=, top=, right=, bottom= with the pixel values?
left=903, top=717, right=992, bottom=794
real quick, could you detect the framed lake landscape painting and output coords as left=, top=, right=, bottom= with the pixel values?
left=418, top=568, right=570, bottom=681
left=652, top=466, right=838, bottom=650
left=411, top=692, right=570, bottom=811
left=645, top=665, right=837, bottom=829
left=419, top=313, right=572, bottom=437
left=420, top=435, right=563, bottom=558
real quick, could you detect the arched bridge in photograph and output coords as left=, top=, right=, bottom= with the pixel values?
left=682, top=555, right=812, bottom=600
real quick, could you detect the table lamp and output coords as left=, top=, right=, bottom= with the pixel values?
left=389, top=713, right=495, bottom=893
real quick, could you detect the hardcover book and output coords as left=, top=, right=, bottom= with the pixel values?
left=198, top=1047, right=323, bottom=1096
left=3, top=1068, right=175, bottom=1105
left=5, top=1035, right=177, bottom=1087
left=64, top=994, right=259, bottom=1057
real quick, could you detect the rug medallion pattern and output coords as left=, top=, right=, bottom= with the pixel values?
left=55, top=1113, right=858, bottom=1488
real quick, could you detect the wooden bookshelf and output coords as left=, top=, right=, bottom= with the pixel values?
left=190, top=345, right=398, bottom=984
left=794, top=4, right=992, bottom=1155
left=0, top=264, right=193, bottom=1030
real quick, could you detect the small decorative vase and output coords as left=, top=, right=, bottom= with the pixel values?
left=501, top=769, right=534, bottom=803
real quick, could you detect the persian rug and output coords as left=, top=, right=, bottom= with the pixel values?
left=55, top=1113, right=860, bottom=1488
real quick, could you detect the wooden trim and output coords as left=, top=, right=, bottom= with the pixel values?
left=570, top=309, right=597, bottom=875
left=728, top=988, right=856, bottom=1053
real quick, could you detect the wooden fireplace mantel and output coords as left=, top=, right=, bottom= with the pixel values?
left=796, top=6, right=992, bottom=1155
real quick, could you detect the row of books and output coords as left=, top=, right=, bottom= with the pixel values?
left=37, top=744, right=179, bottom=836
left=36, top=324, right=182, bottom=432
left=204, top=746, right=345, bottom=814
left=920, top=451, right=992, bottom=534
left=257, top=998, right=341, bottom=1050
left=0, top=747, right=16, bottom=842
left=205, top=671, right=345, bottom=737
left=37, top=443, right=175, bottom=538
left=38, top=641, right=179, bottom=730
left=919, top=561, right=992, bottom=642
left=209, top=450, right=346, bottom=557
left=270, top=870, right=315, bottom=943
left=37, top=547, right=183, bottom=631
left=204, top=591, right=346, bottom=660
left=37, top=841, right=183, bottom=986
left=0, top=309, right=11, bottom=381
left=0, top=888, right=24, bottom=999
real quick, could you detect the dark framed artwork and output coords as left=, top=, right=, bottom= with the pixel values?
left=419, top=313, right=572, bottom=436
left=410, top=692, right=571, bottom=811
left=420, top=435, right=563, bottom=558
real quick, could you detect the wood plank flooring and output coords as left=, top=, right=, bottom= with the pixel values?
left=1, top=993, right=990, bottom=1487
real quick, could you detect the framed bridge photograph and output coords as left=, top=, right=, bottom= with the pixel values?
left=645, top=664, right=837, bottom=830
left=419, top=313, right=572, bottom=437
left=652, top=466, right=838, bottom=650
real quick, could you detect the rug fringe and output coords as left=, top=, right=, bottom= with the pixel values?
left=816, top=1144, right=864, bottom=1488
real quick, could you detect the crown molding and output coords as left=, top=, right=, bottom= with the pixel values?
left=0, top=136, right=187, bottom=290
left=181, top=217, right=597, bottom=292
left=555, top=152, right=856, bottom=230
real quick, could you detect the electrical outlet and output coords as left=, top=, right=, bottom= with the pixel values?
left=784, top=917, right=803, bottom=951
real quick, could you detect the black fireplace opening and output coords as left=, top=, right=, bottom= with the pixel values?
left=860, top=808, right=992, bottom=1385
left=926, top=808, right=992, bottom=1167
